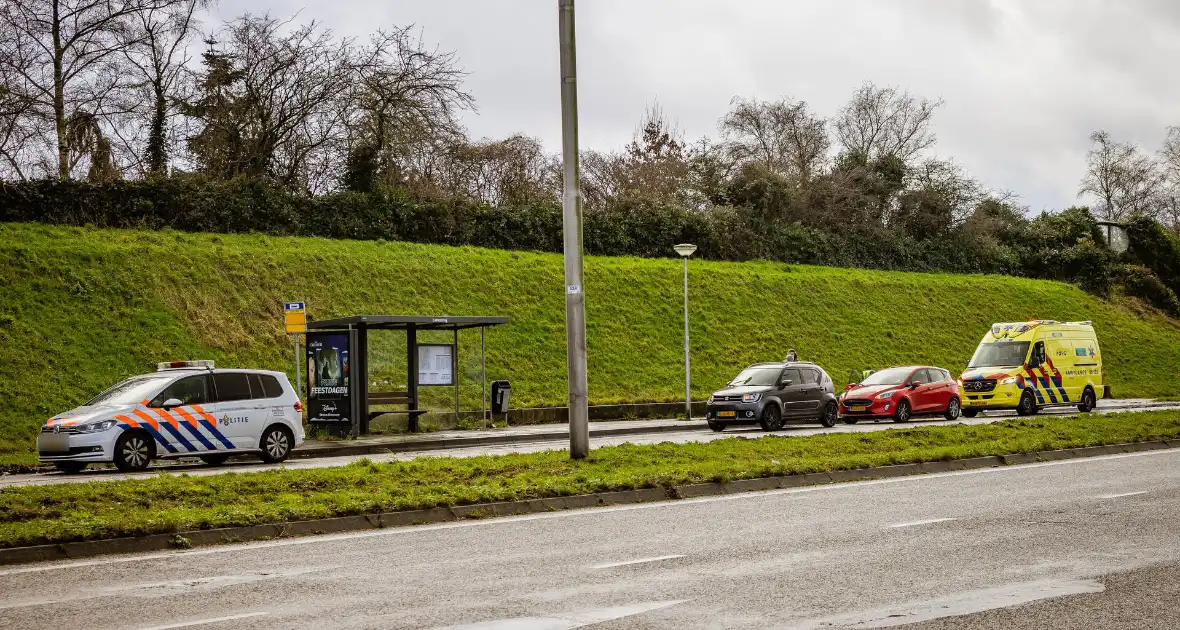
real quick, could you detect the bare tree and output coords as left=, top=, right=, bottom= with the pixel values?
left=0, top=0, right=175, bottom=179
left=720, top=96, right=829, bottom=183
left=1158, top=126, right=1180, bottom=231
left=341, top=26, right=474, bottom=192
left=182, top=14, right=352, bottom=190
left=0, top=45, right=45, bottom=179
left=120, top=0, right=208, bottom=177
left=834, top=82, right=943, bottom=164
left=1078, top=130, right=1164, bottom=222
left=432, top=134, right=558, bottom=206
left=579, top=105, right=699, bottom=209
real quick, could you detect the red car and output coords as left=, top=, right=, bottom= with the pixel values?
left=838, top=366, right=962, bottom=424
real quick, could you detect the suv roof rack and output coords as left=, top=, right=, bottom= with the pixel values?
left=157, top=360, right=215, bottom=371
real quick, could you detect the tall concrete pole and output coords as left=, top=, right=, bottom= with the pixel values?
left=559, top=0, right=589, bottom=459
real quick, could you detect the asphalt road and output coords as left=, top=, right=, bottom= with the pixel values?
left=2, top=447, right=1179, bottom=628
left=3, top=400, right=1176, bottom=489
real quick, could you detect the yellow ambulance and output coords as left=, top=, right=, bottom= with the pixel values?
left=958, top=320, right=1105, bottom=417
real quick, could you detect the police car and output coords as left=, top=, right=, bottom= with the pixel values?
left=37, top=361, right=305, bottom=473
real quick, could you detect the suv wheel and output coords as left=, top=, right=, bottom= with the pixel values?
left=1077, top=388, right=1097, bottom=413
left=893, top=399, right=912, bottom=423
left=707, top=419, right=726, bottom=432
left=759, top=404, right=784, bottom=431
left=259, top=425, right=294, bottom=463
left=962, top=409, right=980, bottom=418
left=819, top=402, right=838, bottom=428
left=113, top=430, right=154, bottom=471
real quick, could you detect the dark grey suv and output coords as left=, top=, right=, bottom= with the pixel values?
left=705, top=362, right=839, bottom=432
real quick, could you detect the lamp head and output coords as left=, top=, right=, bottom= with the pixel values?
left=673, top=243, right=697, bottom=258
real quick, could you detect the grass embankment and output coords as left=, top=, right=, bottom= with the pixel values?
left=2, top=222, right=1180, bottom=465
left=2, top=411, right=1179, bottom=549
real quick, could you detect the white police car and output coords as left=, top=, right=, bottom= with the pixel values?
left=36, top=361, right=305, bottom=473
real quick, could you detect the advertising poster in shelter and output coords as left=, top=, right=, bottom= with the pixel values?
left=307, top=332, right=350, bottom=424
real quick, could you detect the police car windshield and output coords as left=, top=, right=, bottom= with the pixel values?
left=729, top=367, right=781, bottom=387
left=860, top=368, right=912, bottom=386
left=969, top=341, right=1031, bottom=368
left=85, top=375, right=172, bottom=406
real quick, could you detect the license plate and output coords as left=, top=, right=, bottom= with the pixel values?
left=850, top=406, right=867, bottom=412
left=718, top=411, right=736, bottom=418
left=39, top=434, right=70, bottom=452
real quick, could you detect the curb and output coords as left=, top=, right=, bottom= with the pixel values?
left=1, top=439, right=1175, bottom=567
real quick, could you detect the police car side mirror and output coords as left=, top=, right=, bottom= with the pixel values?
left=162, top=398, right=184, bottom=409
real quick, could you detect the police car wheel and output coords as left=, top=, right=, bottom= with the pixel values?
left=199, top=454, right=230, bottom=466
left=707, top=420, right=726, bottom=432
left=113, top=430, right=154, bottom=472
left=53, top=461, right=87, bottom=474
left=259, top=425, right=293, bottom=463
left=1077, top=388, right=1096, bottom=413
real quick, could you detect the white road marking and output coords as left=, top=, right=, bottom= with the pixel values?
left=432, top=600, right=688, bottom=629
left=2, top=447, right=1177, bottom=576
left=590, top=554, right=685, bottom=569
left=0, top=568, right=327, bottom=610
left=888, top=517, right=957, bottom=528
left=1096, top=491, right=1148, bottom=499
left=790, top=578, right=1104, bottom=629
left=134, top=612, right=269, bottom=630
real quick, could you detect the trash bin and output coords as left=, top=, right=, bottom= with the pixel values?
left=491, top=380, right=511, bottom=415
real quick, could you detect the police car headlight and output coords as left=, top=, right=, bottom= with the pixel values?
left=742, top=393, right=762, bottom=403
left=1001, top=377, right=1017, bottom=385
left=877, top=391, right=897, bottom=399
left=74, top=419, right=118, bottom=434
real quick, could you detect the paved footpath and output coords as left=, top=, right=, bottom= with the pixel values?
left=1, top=399, right=1175, bottom=489
left=3, top=446, right=1179, bottom=628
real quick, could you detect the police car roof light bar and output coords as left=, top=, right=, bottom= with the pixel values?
left=157, top=360, right=215, bottom=371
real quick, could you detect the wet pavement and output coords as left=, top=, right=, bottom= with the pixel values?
left=2, top=447, right=1179, bottom=628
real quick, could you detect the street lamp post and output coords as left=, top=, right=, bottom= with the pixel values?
left=674, top=244, right=697, bottom=420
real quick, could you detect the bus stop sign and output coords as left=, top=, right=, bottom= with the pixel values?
left=284, top=301, right=306, bottom=334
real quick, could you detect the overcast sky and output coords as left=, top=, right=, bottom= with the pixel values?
left=211, top=0, right=1180, bottom=212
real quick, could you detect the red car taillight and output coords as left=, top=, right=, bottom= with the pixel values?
left=294, top=400, right=304, bottom=413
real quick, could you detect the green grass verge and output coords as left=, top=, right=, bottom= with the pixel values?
left=2, top=411, right=1179, bottom=549
left=3, top=222, right=1180, bottom=465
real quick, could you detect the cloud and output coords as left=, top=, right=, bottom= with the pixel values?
left=209, top=0, right=1180, bottom=212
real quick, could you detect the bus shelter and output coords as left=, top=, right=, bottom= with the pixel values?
left=304, top=315, right=508, bottom=436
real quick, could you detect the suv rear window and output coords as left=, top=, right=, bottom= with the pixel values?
left=251, top=374, right=284, bottom=399
left=212, top=373, right=253, bottom=402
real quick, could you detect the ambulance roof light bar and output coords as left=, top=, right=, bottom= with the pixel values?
left=157, top=360, right=215, bottom=371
